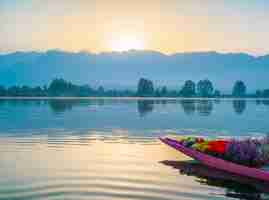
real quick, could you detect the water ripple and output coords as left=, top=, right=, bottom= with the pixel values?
left=0, top=135, right=268, bottom=200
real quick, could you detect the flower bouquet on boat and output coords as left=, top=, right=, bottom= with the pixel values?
left=160, top=136, right=269, bottom=182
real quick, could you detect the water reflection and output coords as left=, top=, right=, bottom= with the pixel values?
left=180, top=100, right=196, bottom=115
left=48, top=99, right=83, bottom=113
left=262, top=100, right=269, bottom=106
left=0, top=98, right=268, bottom=117
left=161, top=160, right=269, bottom=200
left=196, top=100, right=213, bottom=116
left=137, top=99, right=215, bottom=116
left=137, top=100, right=154, bottom=117
left=256, top=99, right=262, bottom=105
left=214, top=98, right=221, bottom=104
left=233, top=100, right=247, bottom=115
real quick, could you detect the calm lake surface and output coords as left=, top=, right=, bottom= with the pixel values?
left=0, top=98, right=269, bottom=200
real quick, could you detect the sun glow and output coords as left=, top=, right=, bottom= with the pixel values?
left=109, top=36, right=145, bottom=52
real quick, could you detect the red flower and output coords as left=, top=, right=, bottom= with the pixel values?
left=207, top=140, right=229, bottom=154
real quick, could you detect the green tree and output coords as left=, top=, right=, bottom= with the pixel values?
left=78, top=85, right=93, bottom=97
left=7, top=86, right=20, bottom=96
left=180, top=80, right=196, bottom=97
left=137, top=78, right=154, bottom=97
left=160, top=86, right=168, bottom=97
left=0, top=86, right=6, bottom=96
left=155, top=88, right=161, bottom=97
left=197, top=79, right=214, bottom=97
left=48, top=78, right=77, bottom=96
left=256, top=90, right=262, bottom=98
left=232, top=81, right=246, bottom=97
left=213, top=90, right=221, bottom=97
left=21, top=86, right=32, bottom=96
left=97, top=86, right=105, bottom=96
left=32, top=86, right=45, bottom=96
left=263, top=89, right=269, bottom=98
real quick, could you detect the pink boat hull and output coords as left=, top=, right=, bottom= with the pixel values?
left=160, top=137, right=269, bottom=182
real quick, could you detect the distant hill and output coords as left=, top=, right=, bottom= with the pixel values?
left=0, top=50, right=268, bottom=92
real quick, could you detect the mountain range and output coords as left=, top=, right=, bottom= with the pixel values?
left=0, top=50, right=268, bottom=92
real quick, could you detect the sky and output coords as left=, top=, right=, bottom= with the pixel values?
left=1, top=0, right=269, bottom=55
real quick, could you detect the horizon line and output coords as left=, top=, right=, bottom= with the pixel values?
left=1, top=48, right=269, bottom=57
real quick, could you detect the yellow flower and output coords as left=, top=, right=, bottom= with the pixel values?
left=192, top=141, right=209, bottom=152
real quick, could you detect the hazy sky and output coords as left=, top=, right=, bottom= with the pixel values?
left=1, top=0, right=269, bottom=54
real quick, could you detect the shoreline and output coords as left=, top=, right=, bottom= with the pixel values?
left=0, top=96, right=268, bottom=100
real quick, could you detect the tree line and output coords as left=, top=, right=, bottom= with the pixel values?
left=0, top=78, right=268, bottom=98
left=137, top=78, right=268, bottom=98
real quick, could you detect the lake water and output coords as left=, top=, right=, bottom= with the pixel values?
left=0, top=98, right=269, bottom=200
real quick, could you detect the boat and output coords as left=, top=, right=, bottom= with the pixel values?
left=160, top=137, right=269, bottom=182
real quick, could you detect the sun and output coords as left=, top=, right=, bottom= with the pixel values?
left=109, top=36, right=145, bottom=52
